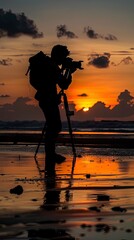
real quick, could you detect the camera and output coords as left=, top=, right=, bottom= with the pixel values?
left=62, top=57, right=83, bottom=71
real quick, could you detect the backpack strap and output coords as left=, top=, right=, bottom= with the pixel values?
left=25, top=51, right=46, bottom=76
left=25, top=66, right=30, bottom=76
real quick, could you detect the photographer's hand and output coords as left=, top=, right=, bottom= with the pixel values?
left=70, top=67, right=77, bottom=74
left=58, top=73, right=72, bottom=90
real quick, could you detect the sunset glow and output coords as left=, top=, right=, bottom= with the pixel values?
left=0, top=1, right=133, bottom=121
left=83, top=107, right=89, bottom=112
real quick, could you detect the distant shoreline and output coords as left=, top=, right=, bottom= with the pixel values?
left=0, top=132, right=134, bottom=148
left=0, top=119, right=134, bottom=131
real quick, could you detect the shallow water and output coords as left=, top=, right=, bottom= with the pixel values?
left=0, top=145, right=134, bottom=239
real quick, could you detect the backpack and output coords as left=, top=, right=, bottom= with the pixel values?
left=26, top=51, right=49, bottom=90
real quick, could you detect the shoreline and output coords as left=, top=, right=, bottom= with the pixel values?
left=0, top=132, right=134, bottom=148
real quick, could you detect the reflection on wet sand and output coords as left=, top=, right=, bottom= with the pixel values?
left=36, top=154, right=76, bottom=211
left=0, top=146, right=134, bottom=239
left=41, top=160, right=60, bottom=211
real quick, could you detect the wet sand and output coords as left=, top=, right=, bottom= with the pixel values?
left=0, top=144, right=134, bottom=239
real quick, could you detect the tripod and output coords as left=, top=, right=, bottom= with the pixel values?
left=34, top=89, right=76, bottom=159
left=60, top=89, right=76, bottom=158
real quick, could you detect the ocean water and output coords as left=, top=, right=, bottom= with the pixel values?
left=0, top=127, right=134, bottom=156
left=0, top=128, right=134, bottom=135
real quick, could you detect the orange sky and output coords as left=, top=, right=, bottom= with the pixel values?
left=0, top=38, right=133, bottom=110
left=0, top=1, right=134, bottom=120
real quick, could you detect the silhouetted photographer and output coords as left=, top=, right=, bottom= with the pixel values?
left=27, top=45, right=83, bottom=170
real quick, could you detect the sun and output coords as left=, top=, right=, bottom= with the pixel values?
left=83, top=107, right=89, bottom=112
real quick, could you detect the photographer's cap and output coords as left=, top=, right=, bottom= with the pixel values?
left=51, top=45, right=70, bottom=63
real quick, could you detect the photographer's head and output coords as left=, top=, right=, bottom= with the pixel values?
left=51, top=45, right=70, bottom=65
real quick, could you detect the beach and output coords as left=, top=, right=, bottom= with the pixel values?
left=0, top=139, right=134, bottom=239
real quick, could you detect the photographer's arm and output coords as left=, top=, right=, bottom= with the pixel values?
left=58, top=70, right=72, bottom=90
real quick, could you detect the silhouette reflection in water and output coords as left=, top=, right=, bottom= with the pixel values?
left=40, top=155, right=76, bottom=211
left=40, top=158, right=60, bottom=211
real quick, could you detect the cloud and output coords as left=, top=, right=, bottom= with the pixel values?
left=88, top=53, right=110, bottom=68
left=111, top=56, right=134, bottom=66
left=56, top=24, right=78, bottom=39
left=0, top=82, right=5, bottom=85
left=0, top=8, right=43, bottom=38
left=112, top=50, right=133, bottom=55
left=118, top=56, right=134, bottom=65
left=112, top=90, right=134, bottom=118
left=32, top=43, right=44, bottom=48
left=77, top=93, right=88, bottom=97
left=117, top=89, right=134, bottom=104
left=104, top=34, right=117, bottom=41
left=0, top=97, right=43, bottom=121
left=74, top=90, right=134, bottom=121
left=84, top=26, right=117, bottom=41
left=0, top=58, right=12, bottom=66
left=73, top=101, right=110, bottom=121
left=0, top=91, right=134, bottom=121
left=73, top=90, right=134, bottom=121
left=0, top=94, right=10, bottom=98
left=84, top=27, right=100, bottom=39
left=59, top=101, right=76, bottom=121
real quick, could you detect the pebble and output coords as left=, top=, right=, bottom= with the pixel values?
left=111, top=206, right=127, bottom=212
left=88, top=206, right=100, bottom=212
left=97, top=194, right=110, bottom=201
left=10, top=185, right=23, bottom=195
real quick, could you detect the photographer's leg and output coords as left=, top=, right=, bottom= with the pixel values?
left=39, top=101, right=65, bottom=163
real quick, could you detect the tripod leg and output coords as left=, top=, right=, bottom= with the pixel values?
left=34, top=123, right=46, bottom=159
left=63, top=93, right=76, bottom=158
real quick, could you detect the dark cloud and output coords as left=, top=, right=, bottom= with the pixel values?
left=0, top=8, right=43, bottom=38
left=0, top=97, right=43, bottom=121
left=84, top=27, right=100, bottom=39
left=104, top=34, right=117, bottom=41
left=57, top=24, right=78, bottom=39
left=112, top=90, right=134, bottom=118
left=112, top=56, right=134, bottom=66
left=0, top=91, right=134, bottom=121
left=112, top=50, right=132, bottom=55
left=32, top=43, right=44, bottom=48
left=88, top=53, right=110, bottom=68
left=78, top=93, right=88, bottom=97
left=86, top=101, right=111, bottom=117
left=84, top=26, right=117, bottom=41
left=0, top=94, right=10, bottom=98
left=119, top=56, right=133, bottom=65
left=104, top=52, right=111, bottom=58
left=74, top=90, right=134, bottom=121
left=73, top=101, right=110, bottom=121
left=9, top=54, right=27, bottom=57
left=117, top=89, right=134, bottom=104
left=0, top=58, right=12, bottom=66
left=0, top=82, right=5, bottom=85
